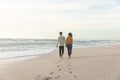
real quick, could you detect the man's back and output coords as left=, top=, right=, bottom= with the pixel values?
left=57, top=35, right=65, bottom=46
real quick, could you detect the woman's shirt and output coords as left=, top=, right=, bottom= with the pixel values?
left=66, top=36, right=73, bottom=44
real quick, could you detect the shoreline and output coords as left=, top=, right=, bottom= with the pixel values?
left=0, top=46, right=120, bottom=80
left=0, top=44, right=120, bottom=59
left=0, top=45, right=120, bottom=64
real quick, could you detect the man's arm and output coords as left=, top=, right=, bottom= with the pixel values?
left=56, top=37, right=59, bottom=48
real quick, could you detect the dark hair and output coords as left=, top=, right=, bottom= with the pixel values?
left=59, top=32, right=62, bottom=35
left=68, top=32, right=72, bottom=37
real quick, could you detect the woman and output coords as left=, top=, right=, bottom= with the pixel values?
left=66, top=33, right=73, bottom=58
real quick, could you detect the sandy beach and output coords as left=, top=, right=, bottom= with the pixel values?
left=0, top=46, right=120, bottom=80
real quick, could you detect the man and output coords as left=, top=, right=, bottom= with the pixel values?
left=56, top=32, right=65, bottom=59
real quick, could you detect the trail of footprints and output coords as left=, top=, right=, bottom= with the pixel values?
left=35, top=61, right=78, bottom=80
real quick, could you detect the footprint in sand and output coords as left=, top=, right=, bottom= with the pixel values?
left=42, top=77, right=52, bottom=80
left=69, top=71, right=72, bottom=74
left=73, top=75, right=78, bottom=79
left=49, top=72, right=54, bottom=75
left=35, top=75, right=41, bottom=80
left=35, top=75, right=52, bottom=80
left=68, top=67, right=71, bottom=70
left=58, top=68, right=62, bottom=71
left=54, top=76, right=61, bottom=79
left=56, top=65, right=60, bottom=68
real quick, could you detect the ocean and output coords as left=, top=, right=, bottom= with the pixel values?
left=0, top=39, right=120, bottom=59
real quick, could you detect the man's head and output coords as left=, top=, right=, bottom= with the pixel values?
left=59, top=32, right=62, bottom=35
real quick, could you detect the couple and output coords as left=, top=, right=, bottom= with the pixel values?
left=56, top=32, right=73, bottom=59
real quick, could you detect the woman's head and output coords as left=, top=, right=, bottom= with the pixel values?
left=68, top=32, right=72, bottom=37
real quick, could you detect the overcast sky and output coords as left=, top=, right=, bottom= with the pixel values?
left=0, top=0, right=120, bottom=40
